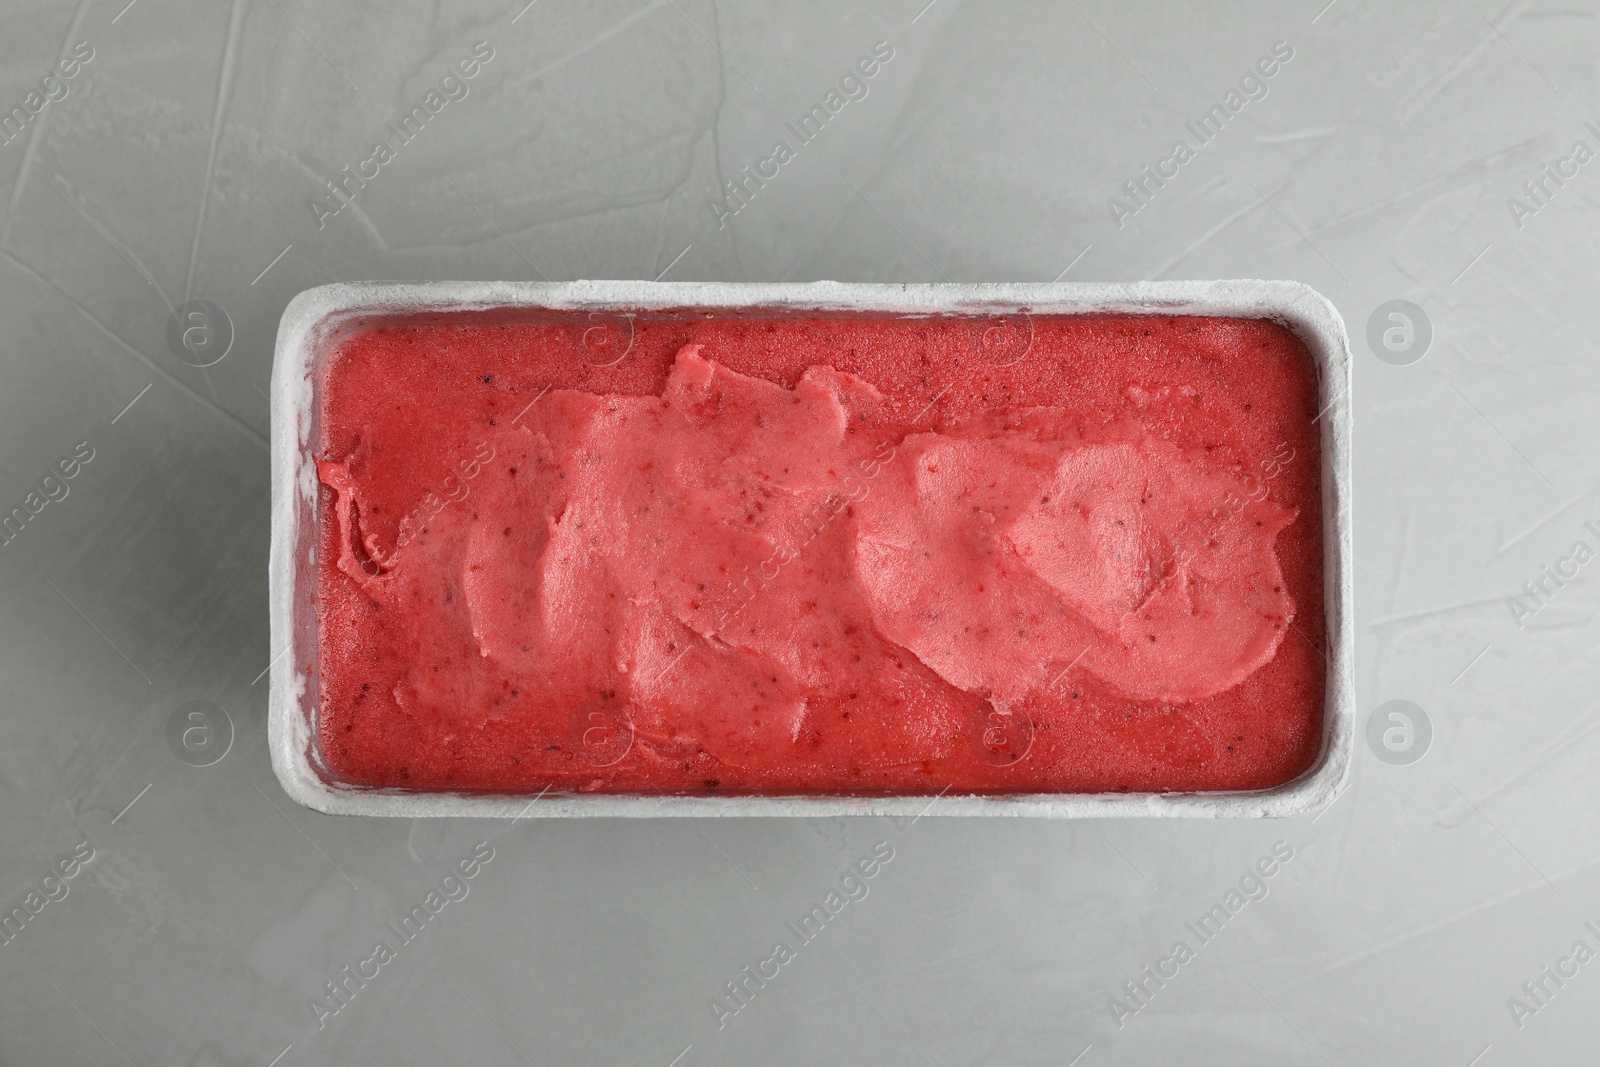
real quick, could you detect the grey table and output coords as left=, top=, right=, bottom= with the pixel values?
left=0, top=0, right=1590, bottom=1063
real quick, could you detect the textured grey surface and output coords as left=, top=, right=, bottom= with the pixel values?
left=0, top=0, right=1592, bottom=1064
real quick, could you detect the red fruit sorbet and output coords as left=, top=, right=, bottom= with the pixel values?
left=312, top=313, right=1325, bottom=796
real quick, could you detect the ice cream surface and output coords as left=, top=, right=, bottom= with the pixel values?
left=312, top=313, right=1324, bottom=795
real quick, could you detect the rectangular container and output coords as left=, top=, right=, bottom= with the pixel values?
left=270, top=280, right=1353, bottom=818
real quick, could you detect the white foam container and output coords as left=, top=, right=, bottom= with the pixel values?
left=270, top=280, right=1353, bottom=818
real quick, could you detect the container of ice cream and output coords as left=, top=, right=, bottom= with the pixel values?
left=269, top=280, right=1352, bottom=817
